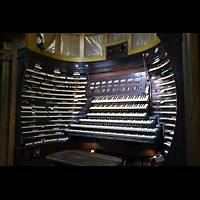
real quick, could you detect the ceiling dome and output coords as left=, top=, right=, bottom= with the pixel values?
left=28, top=33, right=160, bottom=62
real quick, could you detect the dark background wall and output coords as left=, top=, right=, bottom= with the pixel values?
left=158, top=33, right=186, bottom=165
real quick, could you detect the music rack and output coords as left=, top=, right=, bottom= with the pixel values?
left=86, top=72, right=146, bottom=97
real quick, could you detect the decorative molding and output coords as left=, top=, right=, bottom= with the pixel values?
left=25, top=33, right=160, bottom=62
left=0, top=49, right=13, bottom=61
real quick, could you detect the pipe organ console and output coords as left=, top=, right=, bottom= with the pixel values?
left=65, top=72, right=164, bottom=154
left=14, top=41, right=178, bottom=165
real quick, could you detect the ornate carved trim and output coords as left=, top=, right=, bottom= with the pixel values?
left=0, top=49, right=12, bottom=61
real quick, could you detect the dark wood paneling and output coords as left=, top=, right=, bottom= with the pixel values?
left=106, top=42, right=127, bottom=60
left=182, top=33, right=200, bottom=166
left=158, top=33, right=186, bottom=166
left=190, top=33, right=200, bottom=165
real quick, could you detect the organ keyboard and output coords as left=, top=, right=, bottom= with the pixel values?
left=91, top=94, right=149, bottom=103
left=86, top=112, right=148, bottom=117
left=64, top=129, right=156, bottom=143
left=65, top=72, right=164, bottom=153
left=90, top=103, right=149, bottom=110
left=69, top=124, right=159, bottom=133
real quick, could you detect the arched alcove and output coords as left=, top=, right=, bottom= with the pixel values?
left=13, top=33, right=186, bottom=166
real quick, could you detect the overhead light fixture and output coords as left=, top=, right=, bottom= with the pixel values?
left=37, top=37, right=44, bottom=50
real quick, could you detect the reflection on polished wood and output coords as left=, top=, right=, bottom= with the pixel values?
left=45, top=150, right=122, bottom=166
